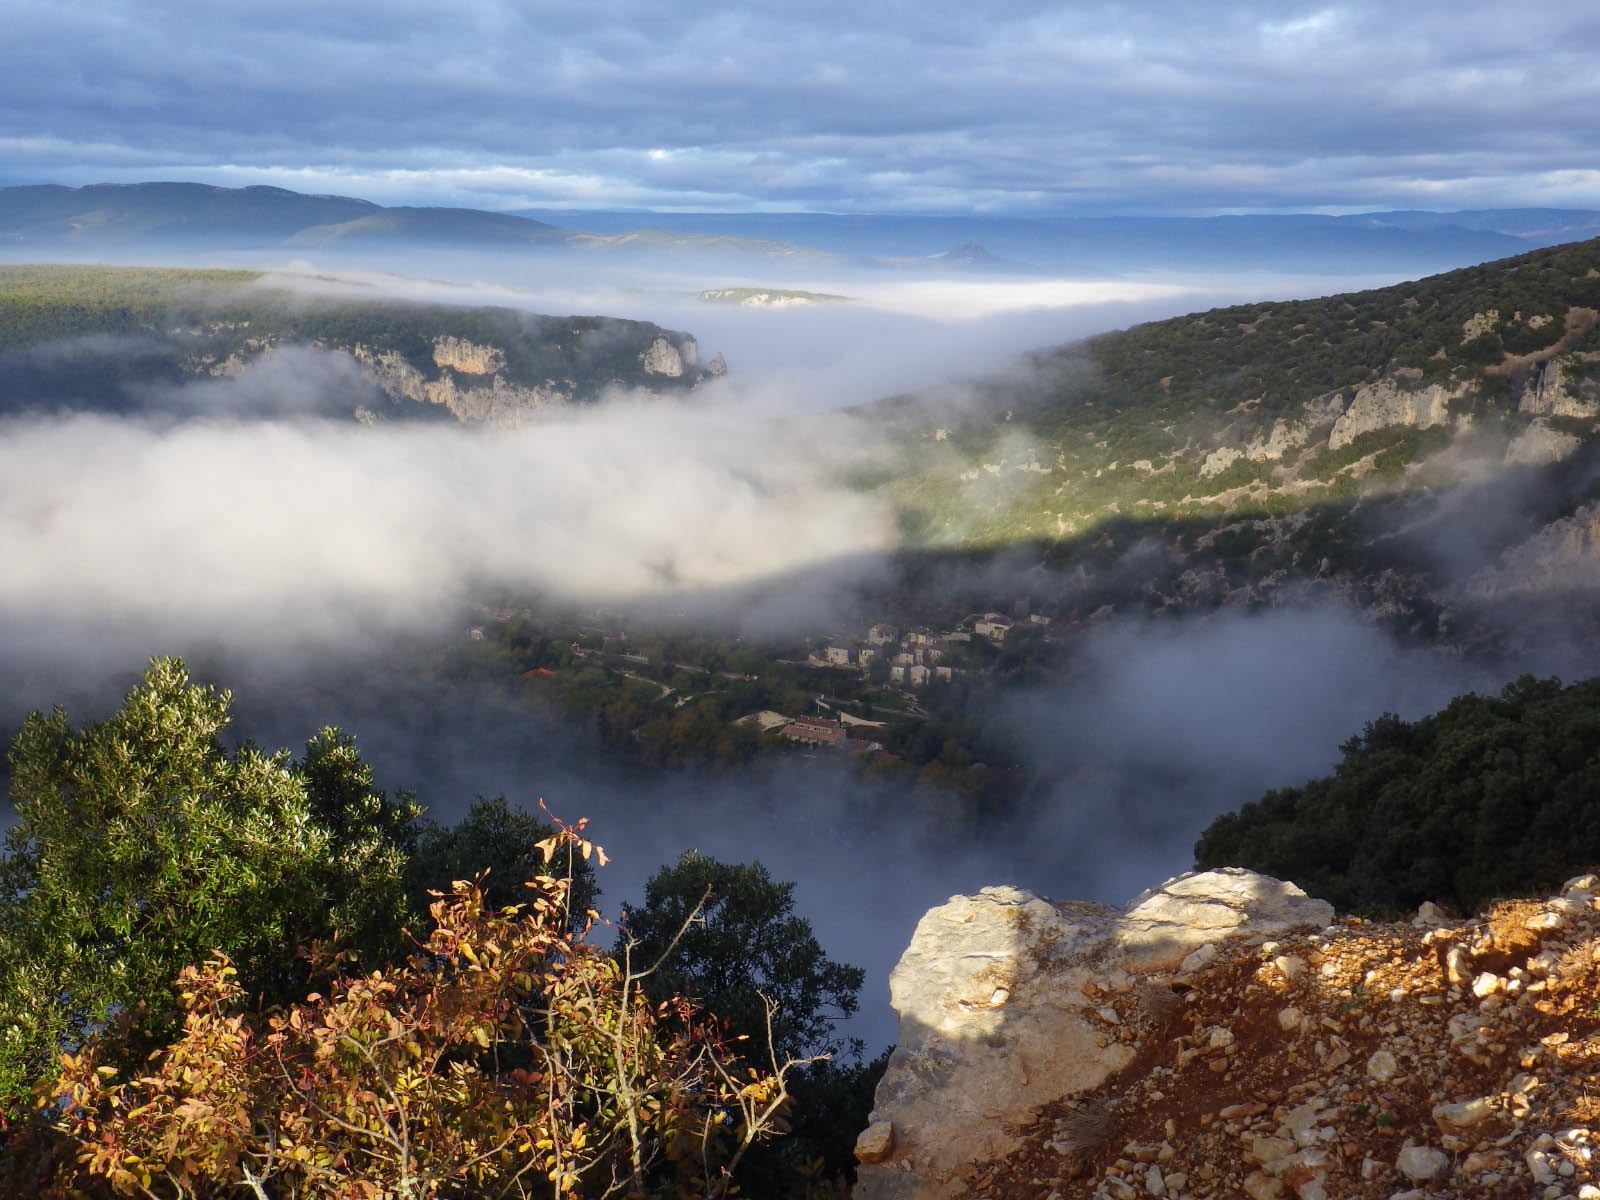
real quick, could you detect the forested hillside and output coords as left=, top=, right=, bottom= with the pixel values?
left=887, top=237, right=1600, bottom=549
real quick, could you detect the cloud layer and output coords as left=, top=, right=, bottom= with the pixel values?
left=7, top=2, right=1600, bottom=214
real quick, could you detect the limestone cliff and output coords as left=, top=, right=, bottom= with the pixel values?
left=1520, top=352, right=1600, bottom=419
left=1326, top=376, right=1466, bottom=451
left=855, top=870, right=1600, bottom=1200
left=351, top=344, right=569, bottom=427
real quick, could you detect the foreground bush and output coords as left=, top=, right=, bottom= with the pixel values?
left=52, top=821, right=805, bottom=1199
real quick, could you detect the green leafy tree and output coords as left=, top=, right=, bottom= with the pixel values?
left=0, top=659, right=416, bottom=1110
left=621, top=853, right=862, bottom=1064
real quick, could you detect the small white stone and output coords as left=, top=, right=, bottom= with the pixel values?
left=1413, top=900, right=1449, bottom=926
left=1366, top=1049, right=1400, bottom=1082
left=1274, top=954, right=1307, bottom=980
left=1528, top=950, right=1562, bottom=978
left=1396, top=1145, right=1450, bottom=1183
left=1471, top=971, right=1502, bottom=998
left=854, top=1120, right=895, bottom=1164
left=1432, top=1097, right=1493, bottom=1131
left=1278, top=1007, right=1304, bottom=1031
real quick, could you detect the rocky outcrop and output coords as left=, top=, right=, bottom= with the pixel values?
left=1200, top=393, right=1344, bottom=477
left=858, top=873, right=1600, bottom=1200
left=1519, top=352, right=1600, bottom=419
left=350, top=345, right=569, bottom=426
left=1326, top=376, right=1467, bottom=451
left=1461, top=310, right=1501, bottom=342
left=640, top=335, right=695, bottom=377
left=854, top=870, right=1332, bottom=1200
left=431, top=335, right=505, bottom=375
left=1461, top=499, right=1600, bottom=602
left=1504, top=418, right=1582, bottom=466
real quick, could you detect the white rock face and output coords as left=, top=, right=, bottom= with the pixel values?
left=1505, top=417, right=1582, bottom=466
left=853, top=870, right=1333, bottom=1200
left=640, top=335, right=691, bottom=376
left=350, top=345, right=568, bottom=426
left=431, top=335, right=505, bottom=375
left=1326, top=376, right=1466, bottom=451
left=1246, top=418, right=1312, bottom=463
left=1519, top=352, right=1600, bottom=418
left=1200, top=445, right=1244, bottom=478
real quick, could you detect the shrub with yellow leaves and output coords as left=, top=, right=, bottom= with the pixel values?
left=51, top=818, right=809, bottom=1199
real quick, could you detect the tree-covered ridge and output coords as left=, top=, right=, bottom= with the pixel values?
left=0, top=264, right=714, bottom=415
left=0, top=265, right=262, bottom=348
left=1194, top=675, right=1600, bottom=918
left=1084, top=236, right=1600, bottom=416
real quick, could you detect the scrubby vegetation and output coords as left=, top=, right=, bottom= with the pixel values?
left=1195, top=675, right=1600, bottom=917
left=1084, top=238, right=1600, bottom=414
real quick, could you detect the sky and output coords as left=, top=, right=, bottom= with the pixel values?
left=7, top=0, right=1600, bottom=216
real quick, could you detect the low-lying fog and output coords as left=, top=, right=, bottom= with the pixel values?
left=0, top=244, right=1555, bottom=1047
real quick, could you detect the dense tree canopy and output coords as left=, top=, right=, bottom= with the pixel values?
left=1195, top=675, right=1600, bottom=916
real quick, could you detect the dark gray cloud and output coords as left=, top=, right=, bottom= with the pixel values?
left=7, top=1, right=1600, bottom=214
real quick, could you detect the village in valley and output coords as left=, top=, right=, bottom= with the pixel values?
left=457, top=598, right=1059, bottom=793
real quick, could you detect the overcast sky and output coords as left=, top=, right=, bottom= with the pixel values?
left=7, top=1, right=1600, bottom=216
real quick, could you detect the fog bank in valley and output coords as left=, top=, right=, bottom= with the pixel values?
left=0, top=253, right=1580, bottom=1048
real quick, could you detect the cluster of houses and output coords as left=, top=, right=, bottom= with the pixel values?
left=804, top=609, right=1051, bottom=689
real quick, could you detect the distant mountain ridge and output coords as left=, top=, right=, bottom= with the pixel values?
left=526, top=206, right=1600, bottom=274
left=6, top=182, right=1600, bottom=277
left=0, top=182, right=841, bottom=267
